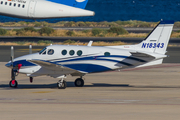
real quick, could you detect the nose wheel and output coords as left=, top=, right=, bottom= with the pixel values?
left=74, top=78, right=84, bottom=87
left=9, top=68, right=19, bottom=88
left=9, top=80, right=18, bottom=88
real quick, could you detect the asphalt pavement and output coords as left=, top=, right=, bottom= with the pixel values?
left=1, top=62, right=180, bottom=120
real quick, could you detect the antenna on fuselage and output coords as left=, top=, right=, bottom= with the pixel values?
left=29, top=45, right=32, bottom=54
left=87, top=40, right=93, bottom=46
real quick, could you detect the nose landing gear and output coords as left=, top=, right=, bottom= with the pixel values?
left=9, top=69, right=18, bottom=88
left=9, top=80, right=18, bottom=88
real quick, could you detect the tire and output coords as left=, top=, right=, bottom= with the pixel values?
left=74, top=78, right=84, bottom=87
left=57, top=80, right=67, bottom=89
left=9, top=80, right=18, bottom=88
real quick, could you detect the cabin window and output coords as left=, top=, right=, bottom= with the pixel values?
left=18, top=4, right=20, bottom=7
left=1, top=1, right=3, bottom=4
left=14, top=3, right=16, bottom=6
left=77, top=50, right=82, bottom=56
left=9, top=3, right=11, bottom=6
left=5, top=2, right=7, bottom=5
left=22, top=5, right=25, bottom=8
left=62, top=50, right=67, bottom=55
left=69, top=50, right=75, bottom=56
left=104, top=52, right=110, bottom=56
left=48, top=49, right=54, bottom=55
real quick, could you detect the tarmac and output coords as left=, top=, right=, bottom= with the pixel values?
left=1, top=62, right=180, bottom=120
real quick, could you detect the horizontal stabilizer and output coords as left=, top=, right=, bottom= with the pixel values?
left=130, top=51, right=155, bottom=58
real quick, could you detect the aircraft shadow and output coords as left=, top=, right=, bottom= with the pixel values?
left=0, top=82, right=180, bottom=89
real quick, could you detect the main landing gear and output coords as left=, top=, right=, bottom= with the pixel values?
left=57, top=78, right=67, bottom=89
left=57, top=77, right=84, bottom=89
left=74, top=78, right=84, bottom=87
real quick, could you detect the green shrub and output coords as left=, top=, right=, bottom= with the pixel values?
left=63, top=39, right=76, bottom=44
left=85, top=22, right=93, bottom=27
left=64, top=21, right=75, bottom=27
left=24, top=27, right=37, bottom=32
left=0, top=28, right=7, bottom=35
left=82, top=30, right=90, bottom=33
left=115, top=20, right=132, bottom=26
left=18, top=21, right=28, bottom=26
left=108, top=27, right=128, bottom=35
left=174, top=22, right=180, bottom=28
left=66, top=30, right=74, bottom=36
left=4, top=22, right=16, bottom=26
left=176, top=30, right=180, bottom=33
left=138, top=23, right=151, bottom=27
left=92, top=28, right=103, bottom=36
left=14, top=41, right=26, bottom=45
left=39, top=27, right=54, bottom=35
left=13, top=29, right=24, bottom=35
left=34, top=22, right=41, bottom=27
left=77, top=22, right=86, bottom=27
left=40, top=21, right=49, bottom=27
left=37, top=40, right=53, bottom=44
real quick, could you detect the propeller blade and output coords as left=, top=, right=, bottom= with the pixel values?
left=11, top=46, right=14, bottom=67
left=29, top=45, right=32, bottom=54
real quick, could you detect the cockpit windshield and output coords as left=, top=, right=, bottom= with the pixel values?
left=39, top=47, right=47, bottom=54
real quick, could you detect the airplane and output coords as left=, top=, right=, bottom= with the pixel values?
left=0, top=0, right=94, bottom=19
left=5, top=20, right=174, bottom=89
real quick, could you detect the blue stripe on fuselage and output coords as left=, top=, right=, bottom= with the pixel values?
left=50, top=55, right=128, bottom=63
left=13, top=60, right=36, bottom=67
left=47, top=0, right=88, bottom=9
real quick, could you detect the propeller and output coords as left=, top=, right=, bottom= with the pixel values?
left=10, top=46, right=15, bottom=80
left=9, top=45, right=32, bottom=87
left=9, top=46, right=22, bottom=87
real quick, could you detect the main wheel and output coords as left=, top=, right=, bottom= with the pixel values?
left=57, top=80, right=67, bottom=89
left=74, top=78, right=84, bottom=87
left=9, top=80, right=18, bottom=88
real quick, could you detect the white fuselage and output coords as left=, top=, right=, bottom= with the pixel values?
left=6, top=44, right=165, bottom=78
left=0, top=0, right=94, bottom=19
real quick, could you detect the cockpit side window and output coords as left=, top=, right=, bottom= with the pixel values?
left=42, top=51, right=46, bottom=55
left=48, top=49, right=54, bottom=55
left=39, top=48, right=47, bottom=54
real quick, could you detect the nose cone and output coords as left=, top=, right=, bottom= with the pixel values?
left=70, top=8, right=95, bottom=17
left=5, top=61, right=12, bottom=68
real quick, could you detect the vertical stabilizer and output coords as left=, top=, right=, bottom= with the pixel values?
left=137, top=20, right=174, bottom=54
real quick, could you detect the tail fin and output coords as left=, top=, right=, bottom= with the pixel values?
left=49, top=0, right=89, bottom=9
left=137, top=20, right=174, bottom=54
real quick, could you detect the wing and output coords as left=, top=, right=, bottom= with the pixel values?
left=28, top=60, right=86, bottom=76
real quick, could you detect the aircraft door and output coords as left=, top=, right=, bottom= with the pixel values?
left=28, top=0, right=37, bottom=18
